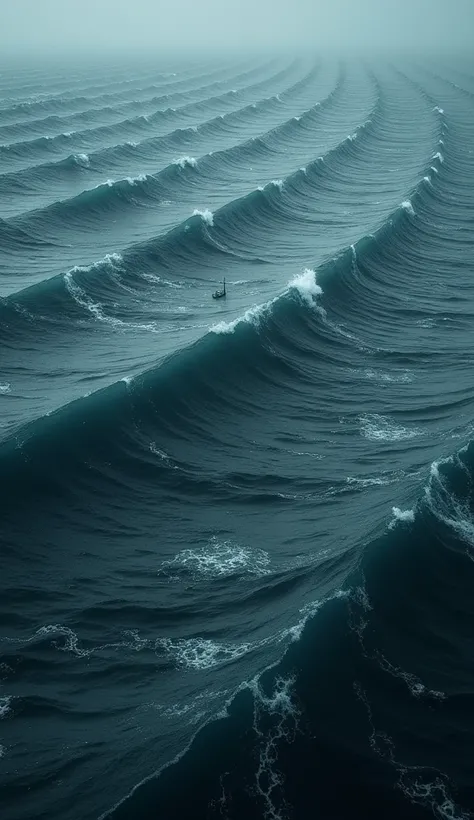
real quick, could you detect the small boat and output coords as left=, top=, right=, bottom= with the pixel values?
left=212, top=278, right=226, bottom=299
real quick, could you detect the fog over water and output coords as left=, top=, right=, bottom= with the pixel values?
left=1, top=0, right=473, bottom=54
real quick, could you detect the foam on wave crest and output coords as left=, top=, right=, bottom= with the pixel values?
left=287, top=267, right=323, bottom=307
left=192, top=208, right=214, bottom=226
left=211, top=268, right=322, bottom=335
left=73, top=152, right=90, bottom=167
left=401, top=199, right=415, bottom=216
left=174, top=156, right=197, bottom=169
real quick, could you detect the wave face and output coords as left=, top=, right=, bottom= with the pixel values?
left=1, top=52, right=474, bottom=820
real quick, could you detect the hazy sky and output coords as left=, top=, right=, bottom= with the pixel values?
left=1, top=0, right=473, bottom=54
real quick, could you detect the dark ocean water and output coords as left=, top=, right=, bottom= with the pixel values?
left=1, top=52, right=474, bottom=820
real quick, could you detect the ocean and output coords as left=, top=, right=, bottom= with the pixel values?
left=1, top=52, right=474, bottom=820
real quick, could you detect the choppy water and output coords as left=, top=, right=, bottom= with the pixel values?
left=1, top=52, right=474, bottom=820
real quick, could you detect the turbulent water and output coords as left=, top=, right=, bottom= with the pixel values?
left=1, top=52, right=474, bottom=820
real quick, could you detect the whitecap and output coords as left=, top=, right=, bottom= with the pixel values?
left=211, top=301, right=270, bottom=334
left=401, top=199, right=415, bottom=216
left=126, top=173, right=147, bottom=185
left=73, top=152, right=90, bottom=167
left=174, top=155, right=197, bottom=169
left=211, top=269, right=321, bottom=335
left=192, top=208, right=214, bottom=226
left=288, top=267, right=323, bottom=307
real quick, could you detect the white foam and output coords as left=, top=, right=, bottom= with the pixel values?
left=359, top=414, right=421, bottom=442
left=354, top=684, right=462, bottom=818
left=357, top=368, right=414, bottom=384
left=149, top=689, right=227, bottom=725
left=149, top=442, right=179, bottom=469
left=192, top=208, right=214, bottom=226
left=141, top=272, right=183, bottom=289
left=24, top=624, right=149, bottom=657
left=90, top=178, right=112, bottom=190
left=287, top=267, right=323, bottom=307
left=155, top=637, right=252, bottom=670
left=120, top=375, right=133, bottom=387
left=390, top=507, right=415, bottom=527
left=283, top=589, right=349, bottom=643
left=0, top=696, right=12, bottom=719
left=0, top=383, right=11, bottom=394
left=398, top=772, right=468, bottom=820
left=159, top=537, right=271, bottom=579
left=73, top=152, right=90, bottom=167
left=432, top=151, right=444, bottom=163
left=174, top=155, right=197, bottom=169
left=249, top=674, right=299, bottom=818
left=126, top=173, right=147, bottom=185
left=211, top=301, right=270, bottom=335
left=211, top=268, right=322, bottom=335
left=346, top=472, right=403, bottom=488
left=433, top=105, right=444, bottom=114
left=376, top=652, right=445, bottom=700
left=269, top=179, right=283, bottom=191
left=425, top=456, right=474, bottom=556
left=401, top=199, right=415, bottom=216
left=65, top=251, right=123, bottom=281
left=64, top=263, right=157, bottom=333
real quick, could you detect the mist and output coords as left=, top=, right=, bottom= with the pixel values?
left=2, top=0, right=473, bottom=56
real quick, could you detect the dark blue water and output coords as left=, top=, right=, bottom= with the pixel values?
left=1, top=53, right=474, bottom=820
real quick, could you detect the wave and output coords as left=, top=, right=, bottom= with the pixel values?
left=0, top=268, right=326, bottom=495
left=0, top=59, right=271, bottom=125
left=0, top=91, right=441, bottom=334
left=0, top=58, right=318, bottom=201
left=97, top=435, right=474, bottom=820
left=0, top=65, right=347, bottom=244
left=0, top=59, right=282, bottom=150
left=0, top=59, right=302, bottom=173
